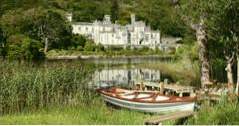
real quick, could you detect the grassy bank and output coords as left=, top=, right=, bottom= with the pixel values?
left=0, top=100, right=149, bottom=125
left=46, top=48, right=172, bottom=58
left=187, top=97, right=239, bottom=125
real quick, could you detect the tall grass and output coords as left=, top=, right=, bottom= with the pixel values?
left=0, top=61, right=97, bottom=115
left=186, top=97, right=239, bottom=125
left=136, top=57, right=200, bottom=87
left=0, top=61, right=150, bottom=124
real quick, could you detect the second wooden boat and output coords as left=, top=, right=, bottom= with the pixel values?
left=97, top=87, right=196, bottom=113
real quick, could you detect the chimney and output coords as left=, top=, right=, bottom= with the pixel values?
left=131, top=14, right=135, bottom=25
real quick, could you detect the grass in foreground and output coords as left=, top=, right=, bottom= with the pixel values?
left=186, top=98, right=239, bottom=125
left=0, top=103, right=149, bottom=125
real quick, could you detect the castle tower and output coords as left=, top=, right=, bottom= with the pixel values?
left=66, top=13, right=73, bottom=22
left=104, top=15, right=111, bottom=24
left=131, top=14, right=136, bottom=25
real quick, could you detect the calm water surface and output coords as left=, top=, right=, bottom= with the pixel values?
left=54, top=57, right=174, bottom=89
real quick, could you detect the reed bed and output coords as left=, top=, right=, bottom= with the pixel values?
left=0, top=61, right=150, bottom=124
left=136, top=58, right=200, bottom=86
left=0, top=61, right=97, bottom=115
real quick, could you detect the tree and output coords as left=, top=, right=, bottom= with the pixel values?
left=178, top=0, right=213, bottom=87
left=206, top=0, right=239, bottom=93
left=178, top=0, right=239, bottom=91
left=0, top=8, right=72, bottom=53
left=6, top=34, right=44, bottom=61
left=23, top=8, right=72, bottom=53
left=69, top=0, right=110, bottom=22
left=111, top=0, right=119, bottom=23
left=21, top=37, right=45, bottom=61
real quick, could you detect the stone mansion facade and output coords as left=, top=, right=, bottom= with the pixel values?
left=66, top=13, right=161, bottom=49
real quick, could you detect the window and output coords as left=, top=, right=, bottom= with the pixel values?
left=145, top=35, right=149, bottom=41
left=140, top=31, right=144, bottom=36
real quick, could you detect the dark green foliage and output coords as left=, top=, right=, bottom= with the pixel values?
left=95, top=43, right=105, bottom=52
left=71, top=35, right=87, bottom=48
left=6, top=34, right=44, bottom=61
left=207, top=0, right=239, bottom=58
left=0, top=7, right=73, bottom=59
left=203, top=0, right=239, bottom=83
left=20, top=37, right=45, bottom=61
left=69, top=35, right=105, bottom=52
left=19, top=8, right=72, bottom=50
left=69, top=0, right=111, bottom=22
left=107, top=46, right=124, bottom=52
left=1, top=7, right=72, bottom=48
left=111, top=0, right=119, bottom=23
left=131, top=0, right=190, bottom=37
left=0, top=27, right=7, bottom=58
left=84, top=40, right=97, bottom=52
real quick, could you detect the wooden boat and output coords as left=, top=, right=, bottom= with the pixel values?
left=97, top=87, right=196, bottom=113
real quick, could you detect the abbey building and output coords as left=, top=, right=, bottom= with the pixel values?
left=66, top=13, right=161, bottom=49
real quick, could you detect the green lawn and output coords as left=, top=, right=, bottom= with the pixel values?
left=0, top=105, right=150, bottom=125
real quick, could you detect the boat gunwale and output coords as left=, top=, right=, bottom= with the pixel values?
left=97, top=87, right=196, bottom=104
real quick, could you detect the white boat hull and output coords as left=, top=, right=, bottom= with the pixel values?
left=102, top=94, right=195, bottom=113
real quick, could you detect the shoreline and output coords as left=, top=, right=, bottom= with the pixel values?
left=46, top=54, right=174, bottom=60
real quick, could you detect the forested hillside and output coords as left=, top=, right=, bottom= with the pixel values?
left=0, top=0, right=192, bottom=60
left=0, top=0, right=190, bottom=36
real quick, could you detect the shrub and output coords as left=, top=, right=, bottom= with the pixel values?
left=76, top=46, right=84, bottom=51
left=84, top=40, right=96, bottom=52
left=107, top=46, right=124, bottom=51
left=6, top=34, right=45, bottom=61
left=95, top=43, right=105, bottom=52
left=71, top=35, right=87, bottom=48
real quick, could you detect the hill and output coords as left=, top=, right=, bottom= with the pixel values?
left=0, top=0, right=191, bottom=37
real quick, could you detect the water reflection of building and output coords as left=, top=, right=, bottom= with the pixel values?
left=92, top=69, right=161, bottom=87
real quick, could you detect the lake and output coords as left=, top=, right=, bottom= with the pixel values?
left=50, top=57, right=174, bottom=89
